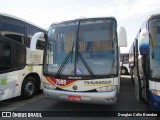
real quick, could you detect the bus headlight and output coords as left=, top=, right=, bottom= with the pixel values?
left=43, top=83, right=56, bottom=90
left=151, top=89, right=160, bottom=96
left=96, top=86, right=117, bottom=92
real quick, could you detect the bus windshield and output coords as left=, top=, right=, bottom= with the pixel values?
left=149, top=18, right=160, bottom=78
left=45, top=19, right=117, bottom=78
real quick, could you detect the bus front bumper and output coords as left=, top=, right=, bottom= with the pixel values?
left=43, top=88, right=118, bottom=105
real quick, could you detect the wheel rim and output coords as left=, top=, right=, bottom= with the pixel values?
left=121, top=68, right=126, bottom=74
left=24, top=81, right=35, bottom=95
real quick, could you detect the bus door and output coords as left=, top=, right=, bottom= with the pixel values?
left=0, top=38, right=18, bottom=101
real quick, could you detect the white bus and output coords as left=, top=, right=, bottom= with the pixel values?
left=30, top=17, right=127, bottom=104
left=0, top=13, right=47, bottom=101
left=130, top=13, right=160, bottom=110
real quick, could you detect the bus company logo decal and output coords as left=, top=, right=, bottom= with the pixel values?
left=84, top=80, right=112, bottom=86
left=45, top=77, right=77, bottom=88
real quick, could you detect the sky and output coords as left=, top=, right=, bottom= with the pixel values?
left=0, top=0, right=160, bottom=53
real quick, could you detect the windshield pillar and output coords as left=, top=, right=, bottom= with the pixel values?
left=74, top=21, right=80, bottom=75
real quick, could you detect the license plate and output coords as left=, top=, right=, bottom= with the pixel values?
left=68, top=96, right=81, bottom=102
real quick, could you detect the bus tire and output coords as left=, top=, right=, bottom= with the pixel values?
left=21, top=76, right=37, bottom=99
left=142, top=82, right=149, bottom=104
left=131, top=74, right=134, bottom=84
left=121, top=67, right=128, bottom=75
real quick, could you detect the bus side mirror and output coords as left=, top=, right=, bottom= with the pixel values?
left=139, top=29, right=149, bottom=55
left=118, top=27, right=127, bottom=47
left=30, top=32, right=45, bottom=51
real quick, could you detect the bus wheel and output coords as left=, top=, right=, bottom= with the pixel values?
left=131, top=75, right=135, bottom=85
left=21, top=77, right=37, bottom=99
left=121, top=67, right=128, bottom=75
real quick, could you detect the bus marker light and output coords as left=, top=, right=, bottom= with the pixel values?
left=151, top=89, right=160, bottom=96
left=73, top=85, right=78, bottom=90
left=153, top=90, right=158, bottom=96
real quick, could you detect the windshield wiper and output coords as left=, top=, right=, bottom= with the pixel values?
left=78, top=53, right=94, bottom=76
left=55, top=41, right=75, bottom=77
left=55, top=51, right=95, bottom=77
left=55, top=51, right=73, bottom=77
left=55, top=20, right=94, bottom=77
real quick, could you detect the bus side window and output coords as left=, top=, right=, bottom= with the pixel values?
left=27, top=25, right=45, bottom=50
left=0, top=41, right=12, bottom=71
left=0, top=16, right=2, bottom=27
left=37, top=40, right=45, bottom=50
left=0, top=18, right=25, bottom=44
left=14, top=45, right=26, bottom=69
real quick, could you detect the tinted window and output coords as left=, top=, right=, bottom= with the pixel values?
left=27, top=25, right=45, bottom=49
left=0, top=41, right=12, bottom=71
left=37, top=40, right=45, bottom=49
left=120, top=54, right=129, bottom=64
left=0, top=18, right=25, bottom=44
left=0, top=16, right=2, bottom=27
left=14, top=45, right=26, bottom=69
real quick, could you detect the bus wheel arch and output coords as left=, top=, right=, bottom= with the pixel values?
left=121, top=66, right=128, bottom=75
left=21, top=73, right=40, bottom=99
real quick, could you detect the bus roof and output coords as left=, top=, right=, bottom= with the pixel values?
left=0, top=12, right=47, bottom=31
left=147, top=13, right=160, bottom=21
left=50, top=17, right=117, bottom=26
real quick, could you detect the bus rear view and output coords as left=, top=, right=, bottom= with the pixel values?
left=31, top=17, right=127, bottom=104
